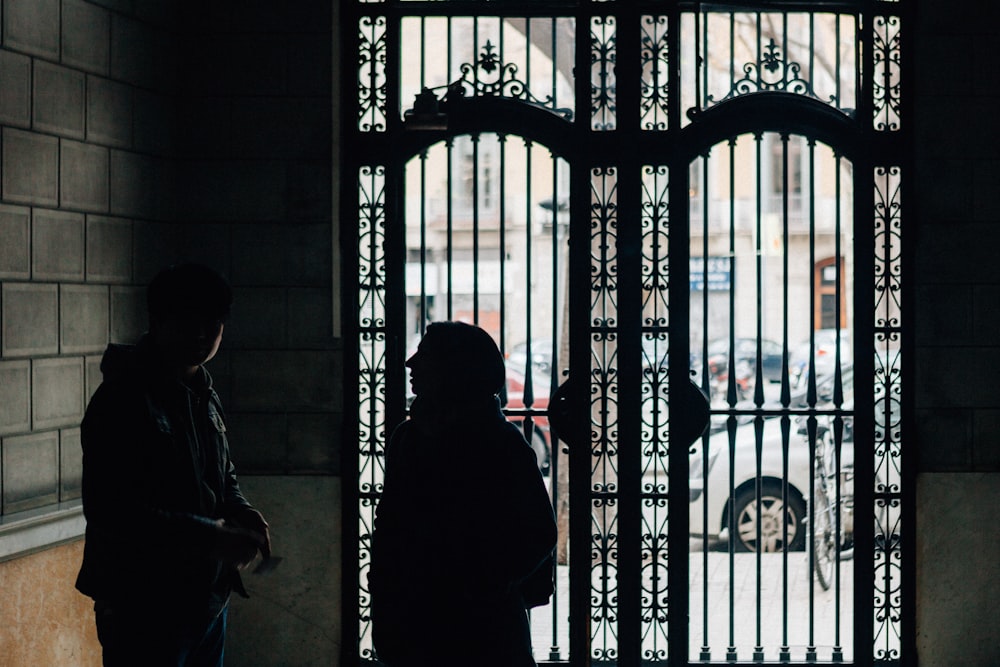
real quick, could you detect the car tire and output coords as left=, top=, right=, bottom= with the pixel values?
left=729, top=483, right=806, bottom=553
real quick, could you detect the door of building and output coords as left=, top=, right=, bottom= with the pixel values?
left=342, top=3, right=910, bottom=665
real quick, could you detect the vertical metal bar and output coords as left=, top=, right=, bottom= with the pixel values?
left=782, top=12, right=789, bottom=88
left=499, top=134, right=507, bottom=360
left=699, top=151, right=712, bottom=663
left=524, top=138, right=534, bottom=421
left=833, top=152, right=845, bottom=664
left=473, top=133, right=481, bottom=322
left=471, top=19, right=480, bottom=324
left=569, top=9, right=591, bottom=664
left=694, top=5, right=701, bottom=112
left=445, top=19, right=454, bottom=320
left=497, top=18, right=508, bottom=353
left=729, top=12, right=735, bottom=106
left=420, top=150, right=428, bottom=336
left=754, top=149, right=766, bottom=405
left=806, top=410, right=819, bottom=662
left=446, top=137, right=454, bottom=320
left=809, top=12, right=815, bottom=96
left=339, top=6, right=362, bottom=661
left=835, top=14, right=842, bottom=110
left=667, top=6, right=691, bottom=664
left=853, top=8, right=876, bottom=660
left=755, top=11, right=762, bottom=90
left=779, top=131, right=791, bottom=665
left=551, top=16, right=558, bottom=118
left=806, top=137, right=818, bottom=663
left=753, top=132, right=764, bottom=663
left=420, top=17, right=426, bottom=90
left=616, top=4, right=642, bottom=662
left=726, top=136, right=737, bottom=663
left=525, top=18, right=532, bottom=96
left=549, top=149, right=561, bottom=662
left=473, top=15, right=480, bottom=90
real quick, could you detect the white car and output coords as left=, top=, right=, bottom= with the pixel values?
left=689, top=367, right=855, bottom=552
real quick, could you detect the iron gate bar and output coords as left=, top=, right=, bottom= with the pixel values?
left=807, top=136, right=817, bottom=661
left=697, top=152, right=712, bottom=663
left=753, top=130, right=763, bottom=662
left=472, top=132, right=480, bottom=320
left=780, top=134, right=792, bottom=662
left=833, top=153, right=844, bottom=661
left=725, top=136, right=737, bottom=662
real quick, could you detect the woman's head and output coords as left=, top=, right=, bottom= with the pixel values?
left=406, top=322, right=506, bottom=399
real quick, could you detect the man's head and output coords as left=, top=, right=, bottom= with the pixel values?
left=147, top=263, right=233, bottom=372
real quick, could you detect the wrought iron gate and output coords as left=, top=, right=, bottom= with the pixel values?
left=342, top=2, right=911, bottom=665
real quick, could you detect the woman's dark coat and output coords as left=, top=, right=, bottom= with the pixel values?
left=369, top=398, right=557, bottom=667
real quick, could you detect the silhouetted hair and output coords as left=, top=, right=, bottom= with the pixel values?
left=147, top=263, right=233, bottom=326
left=421, top=321, right=506, bottom=397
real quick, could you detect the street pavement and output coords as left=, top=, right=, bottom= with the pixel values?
left=529, top=550, right=856, bottom=663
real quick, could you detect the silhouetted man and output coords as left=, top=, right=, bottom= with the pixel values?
left=76, top=262, right=270, bottom=667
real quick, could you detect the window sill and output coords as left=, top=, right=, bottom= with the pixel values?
left=0, top=500, right=85, bottom=564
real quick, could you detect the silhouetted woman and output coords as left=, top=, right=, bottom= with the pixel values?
left=369, top=321, right=557, bottom=667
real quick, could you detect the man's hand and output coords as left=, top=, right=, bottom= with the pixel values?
left=210, top=520, right=265, bottom=568
left=225, top=508, right=272, bottom=560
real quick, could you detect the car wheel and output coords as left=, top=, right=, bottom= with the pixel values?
left=729, top=483, right=806, bottom=552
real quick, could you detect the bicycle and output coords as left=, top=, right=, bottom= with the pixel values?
left=810, top=428, right=854, bottom=591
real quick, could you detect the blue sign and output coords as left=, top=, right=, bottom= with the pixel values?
left=690, top=256, right=731, bottom=291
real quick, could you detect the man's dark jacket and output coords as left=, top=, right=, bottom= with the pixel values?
left=76, top=338, right=252, bottom=614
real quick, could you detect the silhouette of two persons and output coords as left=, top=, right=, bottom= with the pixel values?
left=369, top=321, right=558, bottom=667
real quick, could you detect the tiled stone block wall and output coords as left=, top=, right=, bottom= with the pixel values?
left=914, top=1, right=1000, bottom=665
left=0, top=0, right=179, bottom=519
left=175, top=0, right=340, bottom=476
left=914, top=2, right=1000, bottom=472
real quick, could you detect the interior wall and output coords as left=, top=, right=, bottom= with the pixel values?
left=172, top=0, right=339, bottom=477
left=0, top=0, right=340, bottom=664
left=913, top=1, right=1000, bottom=665
left=0, top=1, right=181, bottom=661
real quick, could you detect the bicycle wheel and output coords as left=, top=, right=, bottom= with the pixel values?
left=812, top=475, right=836, bottom=590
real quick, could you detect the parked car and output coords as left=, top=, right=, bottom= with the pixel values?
left=507, top=339, right=554, bottom=376
left=699, top=337, right=784, bottom=401
left=688, top=366, right=856, bottom=552
left=788, top=329, right=851, bottom=389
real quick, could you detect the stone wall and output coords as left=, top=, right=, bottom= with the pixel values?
left=913, top=1, right=1000, bottom=665
left=1, top=0, right=177, bottom=520
left=0, top=1, right=340, bottom=664
left=171, top=0, right=340, bottom=476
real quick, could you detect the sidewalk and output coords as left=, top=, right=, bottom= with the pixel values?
left=530, top=551, right=855, bottom=663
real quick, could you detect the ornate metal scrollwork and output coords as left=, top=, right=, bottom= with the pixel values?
left=640, top=16, right=670, bottom=131
left=591, top=16, right=618, bottom=131
left=707, top=38, right=828, bottom=106
left=357, top=16, right=387, bottom=132
left=873, top=16, right=902, bottom=132
left=406, top=40, right=574, bottom=123
left=357, top=165, right=387, bottom=660
left=873, top=164, right=903, bottom=664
